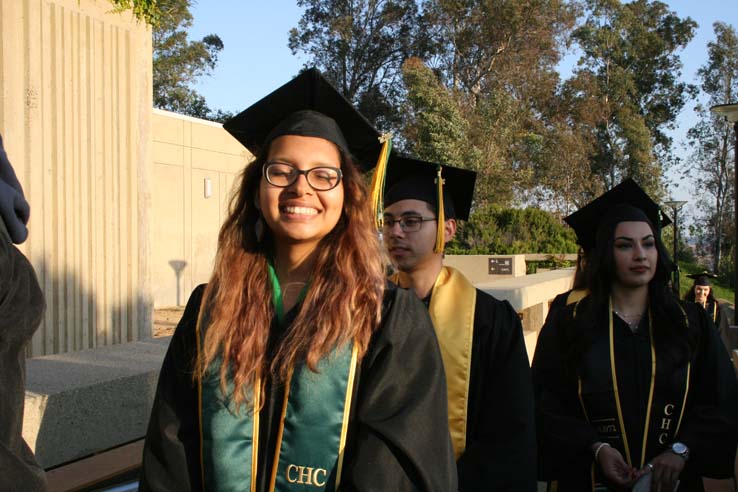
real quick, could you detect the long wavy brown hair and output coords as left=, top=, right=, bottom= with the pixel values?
left=195, top=143, right=385, bottom=410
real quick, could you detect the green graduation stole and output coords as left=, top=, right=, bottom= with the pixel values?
left=195, top=269, right=359, bottom=492
left=574, top=298, right=691, bottom=489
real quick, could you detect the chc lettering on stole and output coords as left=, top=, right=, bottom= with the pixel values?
left=286, top=464, right=328, bottom=487
left=659, top=403, right=675, bottom=444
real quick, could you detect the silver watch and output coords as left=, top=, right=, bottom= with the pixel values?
left=670, top=442, right=689, bottom=461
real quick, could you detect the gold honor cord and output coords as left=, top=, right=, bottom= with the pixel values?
left=608, top=297, right=633, bottom=466
left=434, top=166, right=445, bottom=254
left=713, top=303, right=718, bottom=323
left=269, top=369, right=293, bottom=491
left=251, top=377, right=261, bottom=492
left=369, top=134, right=392, bottom=230
left=674, top=304, right=691, bottom=435
left=674, top=303, right=688, bottom=436
left=195, top=295, right=207, bottom=491
left=335, top=344, right=359, bottom=486
left=577, top=378, right=591, bottom=423
left=639, top=311, right=656, bottom=468
left=675, top=364, right=691, bottom=434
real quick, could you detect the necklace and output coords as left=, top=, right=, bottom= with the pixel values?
left=613, top=309, right=642, bottom=331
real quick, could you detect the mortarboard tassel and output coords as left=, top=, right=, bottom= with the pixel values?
left=434, top=165, right=445, bottom=253
left=369, top=133, right=393, bottom=230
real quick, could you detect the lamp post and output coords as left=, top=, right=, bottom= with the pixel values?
left=664, top=200, right=687, bottom=296
left=710, top=103, right=738, bottom=310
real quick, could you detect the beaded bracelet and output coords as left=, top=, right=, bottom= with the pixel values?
left=594, top=442, right=611, bottom=463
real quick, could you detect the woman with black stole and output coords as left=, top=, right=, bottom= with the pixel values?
left=139, top=69, right=457, bottom=492
left=532, top=180, right=738, bottom=491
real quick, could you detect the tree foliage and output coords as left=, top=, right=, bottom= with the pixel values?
left=448, top=205, right=578, bottom=254
left=289, top=0, right=430, bottom=132
left=288, top=0, right=727, bottom=254
left=686, top=22, right=738, bottom=274
left=403, top=0, right=578, bottom=208
left=153, top=0, right=232, bottom=121
left=567, top=0, right=696, bottom=195
left=109, top=0, right=158, bottom=24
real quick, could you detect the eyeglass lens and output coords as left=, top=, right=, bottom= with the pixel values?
left=265, top=162, right=341, bottom=191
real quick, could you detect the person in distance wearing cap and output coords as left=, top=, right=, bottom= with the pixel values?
left=381, top=154, right=536, bottom=492
left=684, top=272, right=732, bottom=352
left=140, top=69, right=457, bottom=492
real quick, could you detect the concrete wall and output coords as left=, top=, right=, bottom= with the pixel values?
left=0, top=0, right=153, bottom=356
left=23, top=337, right=169, bottom=468
left=478, top=268, right=575, bottom=362
left=445, top=254, right=527, bottom=283
left=151, top=109, right=251, bottom=307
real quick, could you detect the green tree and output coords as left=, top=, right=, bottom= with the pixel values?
left=686, top=22, right=738, bottom=274
left=153, top=0, right=230, bottom=121
left=289, top=0, right=430, bottom=133
left=448, top=205, right=578, bottom=254
left=109, top=0, right=158, bottom=24
left=403, top=0, right=578, bottom=208
left=567, top=0, right=697, bottom=194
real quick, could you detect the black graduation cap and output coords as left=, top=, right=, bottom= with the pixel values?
left=564, top=178, right=672, bottom=251
left=223, top=68, right=383, bottom=172
left=383, top=154, right=477, bottom=253
left=686, top=271, right=718, bottom=286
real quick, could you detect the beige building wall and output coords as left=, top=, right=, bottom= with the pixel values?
left=0, top=0, right=153, bottom=356
left=151, top=109, right=251, bottom=308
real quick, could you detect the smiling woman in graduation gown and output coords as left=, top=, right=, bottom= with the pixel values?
left=685, top=273, right=732, bottom=352
left=139, top=69, right=456, bottom=492
left=142, top=281, right=453, bottom=492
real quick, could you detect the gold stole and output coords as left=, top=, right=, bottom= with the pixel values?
left=391, top=266, right=476, bottom=458
left=566, top=289, right=588, bottom=306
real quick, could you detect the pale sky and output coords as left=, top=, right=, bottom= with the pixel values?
left=187, top=0, right=738, bottom=211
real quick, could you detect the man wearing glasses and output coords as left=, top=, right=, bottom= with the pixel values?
left=381, top=155, right=536, bottom=492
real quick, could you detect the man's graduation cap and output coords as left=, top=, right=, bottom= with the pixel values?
left=564, top=178, right=672, bottom=251
left=223, top=68, right=392, bottom=226
left=384, top=154, right=477, bottom=253
left=687, top=271, right=718, bottom=286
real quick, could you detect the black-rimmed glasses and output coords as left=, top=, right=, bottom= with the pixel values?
left=382, top=216, right=436, bottom=232
left=263, top=161, right=343, bottom=191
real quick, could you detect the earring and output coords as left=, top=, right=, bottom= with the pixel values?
left=255, top=215, right=264, bottom=242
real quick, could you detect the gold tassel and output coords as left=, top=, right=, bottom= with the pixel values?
left=369, top=133, right=393, bottom=230
left=434, top=165, right=445, bottom=253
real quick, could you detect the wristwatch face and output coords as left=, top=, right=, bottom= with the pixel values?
left=672, top=442, right=687, bottom=455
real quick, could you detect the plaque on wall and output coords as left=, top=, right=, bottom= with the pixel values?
left=488, top=257, right=513, bottom=275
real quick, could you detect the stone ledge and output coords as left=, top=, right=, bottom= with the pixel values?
left=477, top=267, right=574, bottom=313
left=23, top=337, right=171, bottom=469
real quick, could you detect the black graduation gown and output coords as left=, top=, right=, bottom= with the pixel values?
left=139, top=283, right=457, bottom=492
left=547, top=291, right=570, bottom=323
left=0, top=220, right=47, bottom=492
left=445, top=290, right=537, bottom=492
left=532, top=297, right=738, bottom=491
left=703, top=300, right=732, bottom=354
